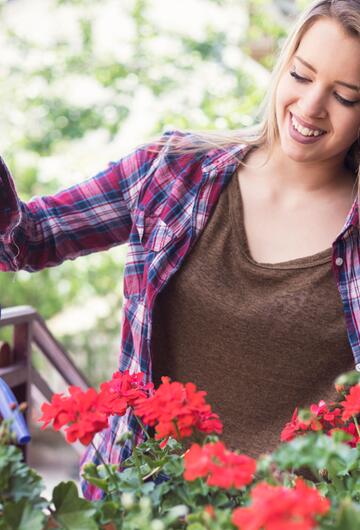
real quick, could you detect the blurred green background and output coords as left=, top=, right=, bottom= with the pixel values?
left=0, top=0, right=311, bottom=385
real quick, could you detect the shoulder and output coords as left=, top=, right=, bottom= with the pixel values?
left=114, top=129, right=251, bottom=211
left=114, top=129, right=203, bottom=180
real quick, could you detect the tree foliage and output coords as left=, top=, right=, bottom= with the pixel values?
left=0, top=0, right=309, bottom=383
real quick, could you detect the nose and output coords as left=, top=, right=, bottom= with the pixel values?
left=298, top=86, right=328, bottom=119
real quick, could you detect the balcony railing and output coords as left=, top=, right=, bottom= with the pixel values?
left=0, top=305, right=90, bottom=458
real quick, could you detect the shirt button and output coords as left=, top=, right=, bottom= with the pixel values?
left=356, top=363, right=360, bottom=373
left=335, top=257, right=344, bottom=266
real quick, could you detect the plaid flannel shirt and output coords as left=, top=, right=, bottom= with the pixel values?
left=1, top=130, right=360, bottom=499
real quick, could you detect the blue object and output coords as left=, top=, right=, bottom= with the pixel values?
left=0, top=377, right=31, bottom=444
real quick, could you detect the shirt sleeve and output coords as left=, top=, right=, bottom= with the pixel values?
left=0, top=137, right=166, bottom=273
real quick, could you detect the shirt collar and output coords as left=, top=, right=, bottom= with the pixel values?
left=339, top=196, right=359, bottom=238
left=201, top=143, right=252, bottom=173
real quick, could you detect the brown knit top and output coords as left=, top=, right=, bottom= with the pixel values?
left=151, top=170, right=354, bottom=457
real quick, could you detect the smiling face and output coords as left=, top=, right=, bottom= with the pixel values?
left=275, top=17, right=360, bottom=168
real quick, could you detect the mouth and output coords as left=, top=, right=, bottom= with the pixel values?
left=290, top=112, right=327, bottom=138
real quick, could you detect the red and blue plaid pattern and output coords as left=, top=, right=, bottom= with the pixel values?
left=1, top=130, right=359, bottom=499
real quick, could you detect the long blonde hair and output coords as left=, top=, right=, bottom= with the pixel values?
left=150, top=0, right=360, bottom=179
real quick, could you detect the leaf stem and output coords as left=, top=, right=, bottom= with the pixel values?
left=90, top=441, right=120, bottom=495
left=353, top=415, right=360, bottom=438
left=142, top=465, right=161, bottom=481
left=132, top=446, right=143, bottom=480
left=134, top=414, right=150, bottom=440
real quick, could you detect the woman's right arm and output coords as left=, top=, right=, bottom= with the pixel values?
left=0, top=140, right=163, bottom=273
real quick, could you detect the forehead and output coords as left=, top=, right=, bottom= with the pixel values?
left=296, top=18, right=360, bottom=78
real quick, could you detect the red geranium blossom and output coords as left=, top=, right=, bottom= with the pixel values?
left=341, top=384, right=360, bottom=421
left=38, top=392, right=75, bottom=431
left=39, top=386, right=109, bottom=446
left=134, top=377, right=223, bottom=442
left=99, top=370, right=153, bottom=416
left=281, top=401, right=343, bottom=442
left=184, top=441, right=256, bottom=490
left=330, top=422, right=360, bottom=447
left=232, top=479, right=330, bottom=530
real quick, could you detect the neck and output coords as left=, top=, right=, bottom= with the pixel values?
left=250, top=142, right=353, bottom=196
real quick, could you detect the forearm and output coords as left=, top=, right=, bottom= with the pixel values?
left=0, top=159, right=132, bottom=272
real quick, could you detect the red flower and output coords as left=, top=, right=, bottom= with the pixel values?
left=281, top=401, right=343, bottom=442
left=204, top=505, right=215, bottom=519
left=134, top=377, right=223, bottom=442
left=341, top=422, right=360, bottom=447
left=38, top=393, right=75, bottom=431
left=280, top=408, right=301, bottom=442
left=99, top=370, right=153, bottom=416
left=232, top=479, right=330, bottom=530
left=184, top=442, right=256, bottom=490
left=341, top=384, right=360, bottom=421
left=330, top=422, right=360, bottom=447
left=39, top=386, right=109, bottom=446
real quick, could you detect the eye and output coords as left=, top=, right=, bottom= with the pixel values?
left=289, top=69, right=309, bottom=83
left=290, top=67, right=359, bottom=107
left=334, top=93, right=358, bottom=107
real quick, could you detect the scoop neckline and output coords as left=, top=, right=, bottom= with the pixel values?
left=229, top=164, right=333, bottom=271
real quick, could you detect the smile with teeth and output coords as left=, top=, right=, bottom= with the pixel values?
left=291, top=114, right=326, bottom=137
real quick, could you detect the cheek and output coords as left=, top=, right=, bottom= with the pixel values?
left=335, top=114, right=360, bottom=147
left=275, top=77, right=295, bottom=117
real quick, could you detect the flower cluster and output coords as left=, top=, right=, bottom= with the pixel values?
left=39, top=372, right=222, bottom=446
left=36, top=370, right=360, bottom=529
left=232, top=479, right=330, bottom=530
left=184, top=441, right=256, bottom=489
left=99, top=370, right=153, bottom=417
left=280, top=401, right=343, bottom=442
left=39, top=386, right=109, bottom=445
left=281, top=385, right=360, bottom=447
left=133, top=376, right=223, bottom=443
left=341, top=384, right=360, bottom=420
left=38, top=370, right=150, bottom=445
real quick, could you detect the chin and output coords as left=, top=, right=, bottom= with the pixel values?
left=279, top=136, right=313, bottom=162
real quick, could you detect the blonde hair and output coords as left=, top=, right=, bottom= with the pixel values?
left=149, top=0, right=360, bottom=179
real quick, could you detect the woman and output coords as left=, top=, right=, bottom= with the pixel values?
left=1, top=0, right=360, bottom=499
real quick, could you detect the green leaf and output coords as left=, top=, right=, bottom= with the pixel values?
left=52, top=481, right=98, bottom=530
left=0, top=445, right=45, bottom=508
left=81, top=474, right=109, bottom=491
left=322, top=499, right=360, bottom=530
left=1, top=498, right=45, bottom=530
left=334, top=371, right=360, bottom=392
left=95, top=500, right=122, bottom=525
left=274, top=433, right=357, bottom=478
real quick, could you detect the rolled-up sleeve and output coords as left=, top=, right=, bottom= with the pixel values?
left=0, top=140, right=164, bottom=272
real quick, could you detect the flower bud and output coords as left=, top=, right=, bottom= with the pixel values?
left=139, top=497, right=151, bottom=512
left=116, top=431, right=133, bottom=445
left=203, top=505, right=215, bottom=522
left=18, top=402, right=28, bottom=412
left=319, top=468, right=328, bottom=479
left=82, top=462, right=97, bottom=475
left=121, top=492, right=135, bottom=510
left=150, top=520, right=165, bottom=530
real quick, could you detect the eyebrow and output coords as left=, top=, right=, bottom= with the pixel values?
left=294, top=55, right=360, bottom=92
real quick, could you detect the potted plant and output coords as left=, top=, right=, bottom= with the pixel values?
left=1, top=370, right=360, bottom=529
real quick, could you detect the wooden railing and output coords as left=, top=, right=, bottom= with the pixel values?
left=0, top=305, right=90, bottom=457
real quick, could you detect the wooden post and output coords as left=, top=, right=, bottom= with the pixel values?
left=12, top=322, right=33, bottom=460
left=0, top=342, right=13, bottom=368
